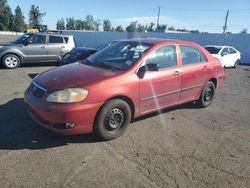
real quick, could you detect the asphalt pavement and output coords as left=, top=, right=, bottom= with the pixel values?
left=0, top=64, right=249, bottom=188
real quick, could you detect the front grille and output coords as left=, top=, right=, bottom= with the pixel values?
left=28, top=82, right=47, bottom=98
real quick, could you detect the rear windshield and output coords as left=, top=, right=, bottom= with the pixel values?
left=205, top=46, right=221, bottom=54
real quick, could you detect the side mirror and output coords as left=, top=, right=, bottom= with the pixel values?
left=23, top=39, right=32, bottom=46
left=137, top=63, right=159, bottom=78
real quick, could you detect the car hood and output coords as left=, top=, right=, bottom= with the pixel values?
left=34, top=62, right=120, bottom=92
left=0, top=42, right=13, bottom=47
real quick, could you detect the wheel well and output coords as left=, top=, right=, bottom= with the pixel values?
left=108, top=96, right=135, bottom=119
left=209, top=78, right=217, bottom=88
left=1, top=53, right=22, bottom=64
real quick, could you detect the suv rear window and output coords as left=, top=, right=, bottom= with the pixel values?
left=49, top=36, right=64, bottom=43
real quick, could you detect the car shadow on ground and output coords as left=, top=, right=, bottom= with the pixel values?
left=0, top=98, right=198, bottom=150
left=21, top=62, right=59, bottom=68
left=0, top=98, right=102, bottom=150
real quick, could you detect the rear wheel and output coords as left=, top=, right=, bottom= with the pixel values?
left=197, top=81, right=215, bottom=108
left=94, top=99, right=131, bottom=140
left=234, top=60, right=240, bottom=68
left=2, top=54, right=20, bottom=69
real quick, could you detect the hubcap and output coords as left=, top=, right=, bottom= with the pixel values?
left=5, top=56, right=18, bottom=68
left=105, top=108, right=124, bottom=131
left=204, top=85, right=214, bottom=102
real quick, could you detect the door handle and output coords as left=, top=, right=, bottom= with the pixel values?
left=173, top=71, right=181, bottom=75
left=41, top=46, right=46, bottom=49
left=61, top=46, right=65, bottom=48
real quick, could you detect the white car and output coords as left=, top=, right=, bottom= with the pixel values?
left=205, top=45, right=241, bottom=68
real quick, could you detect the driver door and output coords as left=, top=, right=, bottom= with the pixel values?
left=21, top=34, right=48, bottom=62
left=139, top=45, right=181, bottom=114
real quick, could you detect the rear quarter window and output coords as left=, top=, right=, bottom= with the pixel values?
left=49, top=36, right=64, bottom=43
left=180, top=45, right=207, bottom=65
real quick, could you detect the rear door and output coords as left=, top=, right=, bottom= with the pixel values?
left=178, top=45, right=210, bottom=102
left=21, top=34, right=47, bottom=62
left=46, top=35, right=67, bottom=61
left=139, top=44, right=181, bottom=114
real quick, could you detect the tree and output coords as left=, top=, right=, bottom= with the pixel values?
left=85, top=15, right=95, bottom=30
left=156, top=24, right=167, bottom=32
left=103, top=19, right=112, bottom=31
left=28, top=5, right=46, bottom=27
left=66, top=17, right=75, bottom=30
left=168, top=26, right=175, bottom=31
left=13, top=6, right=26, bottom=32
left=240, top=28, right=248, bottom=34
left=126, top=21, right=137, bottom=32
left=137, top=23, right=146, bottom=32
left=146, top=22, right=154, bottom=32
left=190, top=29, right=200, bottom=33
left=0, top=0, right=13, bottom=31
left=75, top=19, right=85, bottom=30
left=115, top=25, right=123, bottom=32
left=56, top=18, right=65, bottom=30
left=94, top=19, right=101, bottom=31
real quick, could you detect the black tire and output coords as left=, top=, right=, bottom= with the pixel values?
left=234, top=60, right=240, bottom=68
left=94, top=99, right=131, bottom=140
left=197, top=81, right=216, bottom=108
left=2, top=54, right=20, bottom=69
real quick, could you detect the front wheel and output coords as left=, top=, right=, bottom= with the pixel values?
left=2, top=54, right=20, bottom=69
left=197, top=81, right=216, bottom=108
left=94, top=99, right=131, bottom=140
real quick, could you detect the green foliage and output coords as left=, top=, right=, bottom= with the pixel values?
left=28, top=5, right=45, bottom=27
left=13, top=6, right=26, bottom=32
left=66, top=17, right=75, bottom=30
left=126, top=21, right=138, bottom=32
left=103, top=19, right=112, bottom=31
left=56, top=18, right=65, bottom=30
left=167, top=26, right=175, bottom=31
left=115, top=25, right=123, bottom=32
left=146, top=22, right=155, bottom=32
left=0, top=0, right=13, bottom=31
left=240, top=28, right=248, bottom=34
left=156, top=24, right=167, bottom=32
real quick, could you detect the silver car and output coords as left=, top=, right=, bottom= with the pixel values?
left=0, top=32, right=75, bottom=69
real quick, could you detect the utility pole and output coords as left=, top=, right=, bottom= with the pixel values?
left=156, top=6, right=161, bottom=31
left=223, top=10, right=229, bottom=34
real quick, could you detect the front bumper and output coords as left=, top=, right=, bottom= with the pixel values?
left=24, top=90, right=102, bottom=135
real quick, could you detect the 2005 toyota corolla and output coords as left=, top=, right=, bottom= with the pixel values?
left=24, top=38, right=225, bottom=140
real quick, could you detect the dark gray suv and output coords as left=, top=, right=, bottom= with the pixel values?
left=0, top=32, right=75, bottom=69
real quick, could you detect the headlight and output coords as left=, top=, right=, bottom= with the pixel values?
left=0, top=46, right=4, bottom=48
left=46, top=88, right=88, bottom=103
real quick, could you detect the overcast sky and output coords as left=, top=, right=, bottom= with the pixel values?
left=8, top=0, right=250, bottom=33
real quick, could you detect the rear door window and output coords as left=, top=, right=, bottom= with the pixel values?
left=180, top=45, right=207, bottom=65
left=49, top=36, right=64, bottom=43
left=229, top=48, right=237, bottom=54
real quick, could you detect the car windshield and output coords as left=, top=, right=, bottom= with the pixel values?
left=82, top=41, right=152, bottom=71
left=205, top=46, right=222, bottom=54
left=11, top=33, right=33, bottom=44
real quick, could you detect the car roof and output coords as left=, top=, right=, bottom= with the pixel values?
left=31, top=32, right=73, bottom=37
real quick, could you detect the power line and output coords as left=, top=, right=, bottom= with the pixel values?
left=160, top=6, right=250, bottom=12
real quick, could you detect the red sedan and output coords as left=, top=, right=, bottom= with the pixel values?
left=24, top=38, right=225, bottom=140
